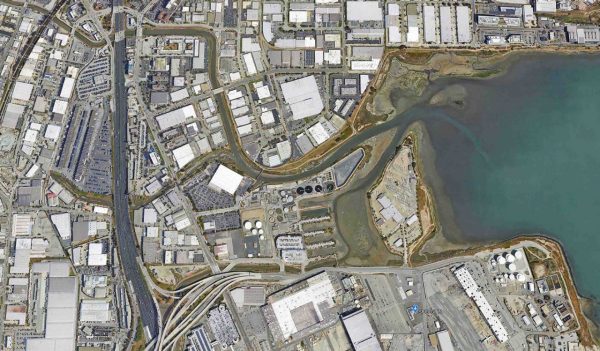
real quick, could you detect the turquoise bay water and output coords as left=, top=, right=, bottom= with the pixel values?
left=416, top=54, right=600, bottom=318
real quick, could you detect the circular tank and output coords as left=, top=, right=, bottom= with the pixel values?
left=258, top=229, right=264, bottom=235
left=517, top=274, right=526, bottom=282
left=305, top=185, right=313, bottom=193
left=506, top=254, right=516, bottom=263
left=315, top=185, right=323, bottom=192
left=255, top=220, right=263, bottom=229
left=497, top=256, right=507, bottom=265
left=296, top=187, right=304, bottom=195
left=243, top=221, right=252, bottom=230
left=513, top=250, right=523, bottom=260
left=251, top=228, right=258, bottom=235
left=508, top=263, right=517, bottom=271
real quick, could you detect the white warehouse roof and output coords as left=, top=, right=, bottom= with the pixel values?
left=456, top=6, right=472, bottom=43
left=341, top=310, right=382, bottom=351
left=172, top=143, right=195, bottom=169
left=209, top=164, right=243, bottom=195
left=12, top=81, right=34, bottom=101
left=52, top=99, right=69, bottom=115
left=59, top=77, right=75, bottom=99
left=156, top=105, right=197, bottom=131
left=280, top=75, right=324, bottom=120
left=347, top=1, right=383, bottom=22
left=50, top=213, right=71, bottom=241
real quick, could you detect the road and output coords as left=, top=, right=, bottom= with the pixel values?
left=112, top=6, right=159, bottom=342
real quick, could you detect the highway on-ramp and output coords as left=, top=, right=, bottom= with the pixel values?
left=112, top=8, right=159, bottom=342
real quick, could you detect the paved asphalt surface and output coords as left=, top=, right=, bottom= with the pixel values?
left=113, top=10, right=159, bottom=341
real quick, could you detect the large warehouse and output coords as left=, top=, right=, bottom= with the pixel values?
left=280, top=75, right=324, bottom=120
left=341, top=309, right=382, bottom=351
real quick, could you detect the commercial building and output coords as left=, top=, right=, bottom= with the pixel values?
left=26, top=261, right=78, bottom=351
left=155, top=105, right=197, bottom=131
left=346, top=1, right=383, bottom=22
left=50, top=213, right=71, bottom=241
left=267, top=272, right=337, bottom=339
left=535, top=0, right=557, bottom=12
left=12, top=81, right=34, bottom=101
left=208, top=305, right=240, bottom=348
left=456, top=6, right=472, bottom=43
left=341, top=310, right=382, bottom=351
left=407, top=4, right=420, bottom=43
left=79, top=300, right=111, bottom=322
left=172, top=143, right=195, bottom=169
left=453, top=265, right=508, bottom=343
left=59, top=77, right=75, bottom=99
left=87, top=243, right=108, bottom=266
left=423, top=5, right=437, bottom=43
left=437, top=330, right=456, bottom=351
left=280, top=75, right=324, bottom=120
left=209, top=164, right=243, bottom=195
left=440, top=7, right=453, bottom=43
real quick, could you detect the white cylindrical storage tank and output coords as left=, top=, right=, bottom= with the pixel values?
left=280, top=190, right=286, bottom=197
left=508, top=263, right=517, bottom=272
left=258, top=229, right=264, bottom=235
left=283, top=207, right=289, bottom=213
left=243, top=221, right=252, bottom=230
left=251, top=228, right=258, bottom=235
left=497, top=256, right=507, bottom=265
left=255, top=220, right=263, bottom=229
left=506, top=254, right=516, bottom=263
left=517, top=274, right=526, bottom=282
left=259, top=234, right=265, bottom=240
left=513, top=250, right=523, bottom=260
left=509, top=273, right=516, bottom=280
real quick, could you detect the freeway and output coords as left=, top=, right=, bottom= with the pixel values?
left=112, top=8, right=159, bottom=342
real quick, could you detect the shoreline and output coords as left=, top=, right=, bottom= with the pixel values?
left=359, top=121, right=599, bottom=345
left=401, top=117, right=600, bottom=346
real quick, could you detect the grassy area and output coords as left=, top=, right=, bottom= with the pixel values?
left=131, top=318, right=146, bottom=351
left=49, top=171, right=112, bottom=206
left=230, top=263, right=280, bottom=273
left=305, top=257, right=338, bottom=271
left=546, top=4, right=600, bottom=25
left=284, top=265, right=302, bottom=274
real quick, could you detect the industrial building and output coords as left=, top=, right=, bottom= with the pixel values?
left=155, top=104, right=197, bottom=131
left=456, top=6, right=472, bottom=44
left=208, top=164, right=243, bottom=195
left=341, top=309, right=382, bottom=351
left=26, top=261, right=78, bottom=351
left=453, top=265, right=508, bottom=343
left=265, top=272, right=337, bottom=340
left=346, top=1, right=383, bottom=23
left=280, top=75, right=324, bottom=120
